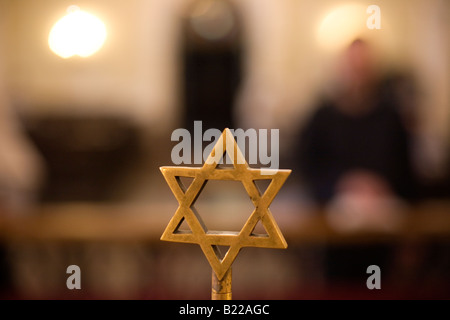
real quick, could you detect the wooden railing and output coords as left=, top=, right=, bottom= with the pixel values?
left=1, top=200, right=449, bottom=244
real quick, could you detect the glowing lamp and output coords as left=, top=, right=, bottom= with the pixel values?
left=48, top=5, right=107, bottom=58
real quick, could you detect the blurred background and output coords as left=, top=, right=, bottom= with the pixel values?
left=0, top=0, right=449, bottom=299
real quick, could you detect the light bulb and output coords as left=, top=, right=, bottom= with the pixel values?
left=48, top=6, right=107, bottom=58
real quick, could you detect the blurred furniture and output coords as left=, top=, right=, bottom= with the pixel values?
left=1, top=201, right=450, bottom=243
left=24, top=115, right=141, bottom=202
left=0, top=201, right=449, bottom=299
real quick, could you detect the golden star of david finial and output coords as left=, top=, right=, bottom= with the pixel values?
left=160, top=128, right=291, bottom=299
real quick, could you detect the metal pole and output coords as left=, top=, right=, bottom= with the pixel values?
left=211, top=268, right=232, bottom=300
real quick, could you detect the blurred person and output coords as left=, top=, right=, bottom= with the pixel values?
left=0, top=80, right=44, bottom=214
left=297, top=39, right=417, bottom=224
left=294, top=39, right=419, bottom=283
left=0, top=10, right=44, bottom=213
left=0, top=52, right=45, bottom=296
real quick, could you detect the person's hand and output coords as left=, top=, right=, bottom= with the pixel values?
left=336, top=170, right=392, bottom=198
left=326, top=170, right=405, bottom=232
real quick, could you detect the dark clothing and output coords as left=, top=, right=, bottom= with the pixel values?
left=297, top=93, right=416, bottom=204
left=295, top=82, right=418, bottom=283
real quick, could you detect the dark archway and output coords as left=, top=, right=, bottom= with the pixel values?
left=181, top=0, right=243, bottom=134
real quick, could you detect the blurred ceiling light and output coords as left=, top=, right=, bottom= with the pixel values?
left=316, top=3, right=368, bottom=53
left=189, top=0, right=235, bottom=41
left=48, top=5, right=107, bottom=58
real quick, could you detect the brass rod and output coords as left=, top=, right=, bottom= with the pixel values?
left=211, top=268, right=232, bottom=300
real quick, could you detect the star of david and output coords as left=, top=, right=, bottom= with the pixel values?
left=160, top=128, right=290, bottom=280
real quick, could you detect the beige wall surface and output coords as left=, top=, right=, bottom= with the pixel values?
left=0, top=0, right=448, bottom=164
